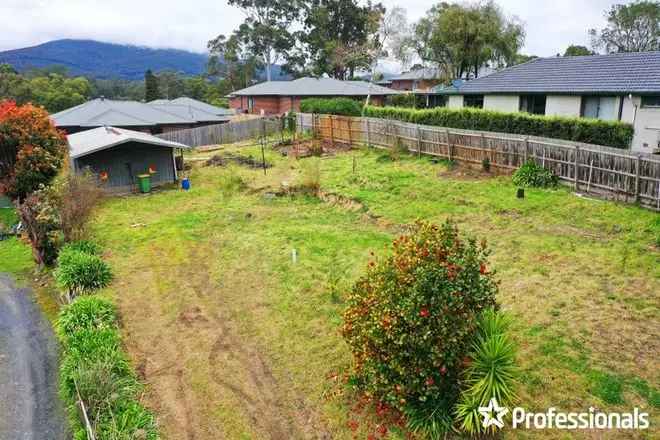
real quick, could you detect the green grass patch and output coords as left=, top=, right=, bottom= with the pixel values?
left=87, top=144, right=660, bottom=438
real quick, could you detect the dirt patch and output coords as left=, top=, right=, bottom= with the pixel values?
left=275, top=139, right=352, bottom=158
left=205, top=152, right=272, bottom=169
left=116, top=243, right=330, bottom=440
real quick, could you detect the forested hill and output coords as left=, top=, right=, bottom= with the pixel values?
left=0, top=39, right=209, bottom=80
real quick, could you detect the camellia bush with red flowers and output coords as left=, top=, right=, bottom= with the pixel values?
left=342, top=220, right=499, bottom=435
left=0, top=100, right=67, bottom=200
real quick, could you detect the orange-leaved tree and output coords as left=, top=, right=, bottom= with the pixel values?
left=0, top=100, right=67, bottom=200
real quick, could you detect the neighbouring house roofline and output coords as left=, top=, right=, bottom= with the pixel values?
left=52, top=97, right=234, bottom=128
left=430, top=51, right=660, bottom=96
left=229, top=77, right=399, bottom=97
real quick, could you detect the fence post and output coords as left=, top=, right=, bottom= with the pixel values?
left=329, top=115, right=335, bottom=147
left=366, top=118, right=371, bottom=148
left=574, top=146, right=580, bottom=191
left=417, top=126, right=422, bottom=158
left=347, top=117, right=353, bottom=146
left=524, top=137, right=529, bottom=164
left=635, top=153, right=641, bottom=202
left=446, top=129, right=452, bottom=161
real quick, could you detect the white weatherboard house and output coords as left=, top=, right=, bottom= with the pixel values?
left=433, top=51, right=660, bottom=153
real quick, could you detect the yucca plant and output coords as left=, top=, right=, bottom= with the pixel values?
left=455, top=309, right=518, bottom=436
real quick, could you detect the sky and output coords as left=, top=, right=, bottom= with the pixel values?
left=1, top=0, right=631, bottom=64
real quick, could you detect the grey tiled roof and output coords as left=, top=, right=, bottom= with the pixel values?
left=391, top=68, right=440, bottom=81
left=149, top=103, right=231, bottom=122
left=68, top=126, right=188, bottom=159
left=229, top=77, right=398, bottom=96
left=52, top=98, right=194, bottom=127
left=439, top=51, right=660, bottom=95
left=165, top=97, right=235, bottom=116
left=52, top=97, right=234, bottom=128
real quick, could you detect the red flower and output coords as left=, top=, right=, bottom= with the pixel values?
left=419, top=308, right=430, bottom=317
left=377, top=424, right=388, bottom=435
left=439, top=365, right=447, bottom=375
left=480, top=263, right=488, bottom=274
left=425, top=377, right=435, bottom=386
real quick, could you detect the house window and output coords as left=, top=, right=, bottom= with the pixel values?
left=519, top=95, right=546, bottom=115
left=464, top=95, right=484, bottom=109
left=641, top=96, right=660, bottom=108
left=248, top=97, right=255, bottom=111
left=581, top=96, right=618, bottom=121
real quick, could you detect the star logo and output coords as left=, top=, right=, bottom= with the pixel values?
left=479, top=398, right=509, bottom=429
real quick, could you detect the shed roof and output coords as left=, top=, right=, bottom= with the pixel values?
left=68, top=126, right=188, bottom=159
left=436, top=51, right=660, bottom=95
left=229, top=77, right=398, bottom=97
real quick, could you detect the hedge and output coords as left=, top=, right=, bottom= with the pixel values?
left=362, top=105, right=634, bottom=149
left=299, top=97, right=362, bottom=116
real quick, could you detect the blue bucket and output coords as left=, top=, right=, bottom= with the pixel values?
left=181, top=178, right=190, bottom=191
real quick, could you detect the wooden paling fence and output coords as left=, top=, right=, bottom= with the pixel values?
left=297, top=113, right=660, bottom=211
left=156, top=117, right=281, bottom=147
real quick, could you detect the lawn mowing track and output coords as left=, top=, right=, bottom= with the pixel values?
left=0, top=274, right=68, bottom=440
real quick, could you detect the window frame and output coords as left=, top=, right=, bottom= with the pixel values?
left=519, top=94, right=546, bottom=115
left=463, top=94, right=484, bottom=109
left=641, top=95, right=660, bottom=109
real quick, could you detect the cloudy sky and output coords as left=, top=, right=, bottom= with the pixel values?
left=1, top=0, right=630, bottom=58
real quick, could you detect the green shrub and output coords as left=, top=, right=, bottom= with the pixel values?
left=342, top=220, right=498, bottom=436
left=363, top=106, right=634, bottom=148
left=61, top=240, right=102, bottom=256
left=55, top=249, right=112, bottom=296
left=455, top=309, right=518, bottom=435
left=386, top=93, right=417, bottom=108
left=56, top=296, right=117, bottom=336
left=300, top=97, right=362, bottom=116
left=512, top=161, right=559, bottom=188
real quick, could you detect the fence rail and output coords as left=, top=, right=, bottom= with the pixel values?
left=156, top=117, right=281, bottom=147
left=297, top=113, right=660, bottom=211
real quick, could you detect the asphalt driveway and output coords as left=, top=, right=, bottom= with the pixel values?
left=0, top=274, right=68, bottom=440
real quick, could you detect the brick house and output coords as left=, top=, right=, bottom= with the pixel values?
left=389, top=68, right=443, bottom=92
left=228, top=77, right=398, bottom=115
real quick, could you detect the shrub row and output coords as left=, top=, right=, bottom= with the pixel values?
left=361, top=105, right=634, bottom=148
left=299, top=97, right=362, bottom=116
left=57, top=296, right=159, bottom=440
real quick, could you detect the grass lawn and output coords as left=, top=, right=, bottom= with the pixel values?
left=89, top=143, right=659, bottom=439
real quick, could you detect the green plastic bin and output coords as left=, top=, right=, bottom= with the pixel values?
left=137, top=174, right=151, bottom=193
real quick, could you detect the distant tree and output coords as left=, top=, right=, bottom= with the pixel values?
left=413, top=1, right=525, bottom=79
left=288, top=0, right=385, bottom=79
left=157, top=70, right=185, bottom=99
left=563, top=45, right=594, bottom=56
left=0, top=63, right=17, bottom=74
left=510, top=53, right=538, bottom=65
left=144, top=69, right=160, bottom=101
left=29, top=74, right=91, bottom=112
left=0, top=65, right=32, bottom=104
left=207, top=34, right=261, bottom=91
left=214, top=0, right=299, bottom=82
left=589, top=1, right=660, bottom=53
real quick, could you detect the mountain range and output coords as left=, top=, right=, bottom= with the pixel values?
left=0, top=39, right=288, bottom=81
